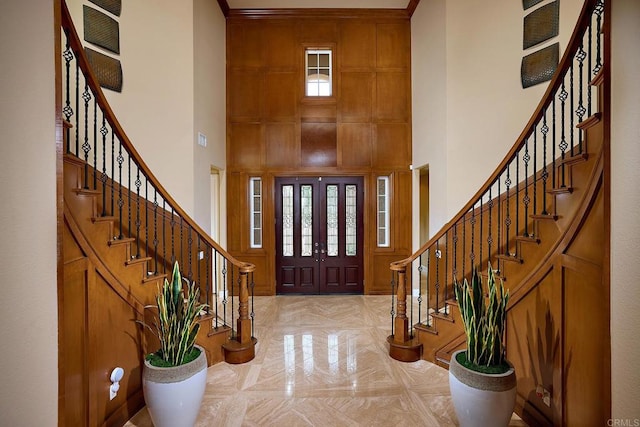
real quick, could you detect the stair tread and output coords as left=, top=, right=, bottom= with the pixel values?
left=577, top=112, right=602, bottom=130
left=515, top=235, right=540, bottom=244
left=142, top=272, right=167, bottom=283
left=431, top=311, right=455, bottom=323
left=93, top=215, right=115, bottom=223
left=125, top=256, right=152, bottom=266
left=73, top=187, right=101, bottom=196
left=531, top=213, right=559, bottom=221
left=496, top=254, right=523, bottom=264
left=548, top=186, right=574, bottom=195
left=108, top=237, right=135, bottom=246
left=560, top=152, right=589, bottom=166
left=415, top=322, right=439, bottom=336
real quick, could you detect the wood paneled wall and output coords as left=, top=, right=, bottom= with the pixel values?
left=226, top=11, right=413, bottom=295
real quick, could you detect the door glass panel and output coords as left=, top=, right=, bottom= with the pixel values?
left=282, top=185, right=294, bottom=256
left=345, top=185, right=357, bottom=256
left=301, top=185, right=313, bottom=256
left=326, top=185, right=338, bottom=256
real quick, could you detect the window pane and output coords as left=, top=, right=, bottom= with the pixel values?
left=345, top=185, right=357, bottom=256
left=326, top=185, right=338, bottom=257
left=306, top=49, right=331, bottom=97
left=282, top=185, right=294, bottom=256
left=250, top=177, right=262, bottom=249
left=377, top=177, right=390, bottom=247
left=301, top=185, right=313, bottom=257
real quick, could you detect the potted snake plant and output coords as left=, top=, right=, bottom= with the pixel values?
left=140, top=261, right=208, bottom=427
left=449, top=263, right=516, bottom=427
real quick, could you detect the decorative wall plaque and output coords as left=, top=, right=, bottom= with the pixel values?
left=88, top=0, right=122, bottom=16
left=83, top=5, right=120, bottom=54
left=85, top=48, right=123, bottom=92
left=523, top=0, right=544, bottom=10
left=523, top=1, right=560, bottom=49
left=521, top=42, right=559, bottom=88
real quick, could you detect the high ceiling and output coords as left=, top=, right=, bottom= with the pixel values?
left=226, top=0, right=412, bottom=10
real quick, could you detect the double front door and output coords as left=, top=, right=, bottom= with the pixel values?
left=275, top=176, right=364, bottom=294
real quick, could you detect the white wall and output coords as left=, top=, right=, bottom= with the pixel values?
left=611, top=0, right=640, bottom=420
left=0, top=1, right=58, bottom=425
left=67, top=0, right=197, bottom=216
left=194, top=0, right=227, bottom=240
left=411, top=0, right=447, bottom=247
left=412, top=0, right=584, bottom=238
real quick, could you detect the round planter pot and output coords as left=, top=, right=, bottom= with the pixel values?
left=142, top=345, right=208, bottom=427
left=449, top=350, right=517, bottom=427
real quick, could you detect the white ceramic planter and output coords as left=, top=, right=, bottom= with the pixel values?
left=142, top=345, right=208, bottom=427
left=449, top=350, right=517, bottom=427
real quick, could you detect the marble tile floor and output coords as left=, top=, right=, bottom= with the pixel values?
left=126, top=295, right=526, bottom=427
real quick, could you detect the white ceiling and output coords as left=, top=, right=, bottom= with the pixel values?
left=226, top=0, right=411, bottom=10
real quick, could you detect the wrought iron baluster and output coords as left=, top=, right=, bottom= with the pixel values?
left=62, top=39, right=74, bottom=154
left=570, top=63, right=575, bottom=156
left=110, top=131, right=115, bottom=216
left=180, top=217, right=184, bottom=267
left=145, top=178, right=149, bottom=259
left=170, top=207, right=176, bottom=265
left=231, top=267, right=236, bottom=338
left=576, top=42, right=587, bottom=153
left=533, top=129, right=538, bottom=215
left=594, top=1, right=604, bottom=76
left=453, top=223, right=458, bottom=282
left=435, top=241, right=440, bottom=316
left=470, top=203, right=476, bottom=266
left=93, top=98, right=97, bottom=190
left=418, top=255, right=423, bottom=325
left=100, top=113, right=107, bottom=217
left=488, top=188, right=494, bottom=259
left=444, top=231, right=449, bottom=315
left=515, top=154, right=519, bottom=244
left=222, top=259, right=228, bottom=327
left=205, top=246, right=210, bottom=315
left=462, top=214, right=466, bottom=280
left=75, top=61, right=79, bottom=155
left=505, top=165, right=512, bottom=255
left=188, top=227, right=193, bottom=281
left=135, top=168, right=141, bottom=258
left=128, top=157, right=132, bottom=238
left=542, top=110, right=549, bottom=215
left=523, top=138, right=530, bottom=235
left=479, top=196, right=483, bottom=265
left=250, top=272, right=255, bottom=338
left=162, top=200, right=167, bottom=273
left=214, top=251, right=219, bottom=327
left=497, top=177, right=501, bottom=260
left=559, top=78, right=568, bottom=187
left=153, top=188, right=159, bottom=274
left=82, top=82, right=91, bottom=189
left=117, top=141, right=124, bottom=239
left=587, top=19, right=593, bottom=117
left=426, top=249, right=430, bottom=326
left=552, top=98, right=557, bottom=191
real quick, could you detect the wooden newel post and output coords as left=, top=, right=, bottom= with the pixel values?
left=394, top=266, right=410, bottom=344
left=236, top=266, right=253, bottom=345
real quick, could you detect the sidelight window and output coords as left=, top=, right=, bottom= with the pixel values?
left=249, top=177, right=262, bottom=248
left=377, top=176, right=390, bottom=247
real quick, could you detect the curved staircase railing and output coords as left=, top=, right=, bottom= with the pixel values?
left=388, top=0, right=606, bottom=362
left=60, top=0, right=256, bottom=364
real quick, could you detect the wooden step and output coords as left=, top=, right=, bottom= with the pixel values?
left=431, top=311, right=455, bottom=323
left=547, top=186, right=573, bottom=195
left=577, top=112, right=601, bottom=130
left=142, top=272, right=167, bottom=284
left=108, top=237, right=136, bottom=246
left=496, top=254, right=523, bottom=264
left=559, top=152, right=589, bottom=166
left=515, top=235, right=540, bottom=244
left=531, top=214, right=558, bottom=221
left=125, top=256, right=152, bottom=266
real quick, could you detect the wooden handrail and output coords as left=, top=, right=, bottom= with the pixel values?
left=60, top=1, right=253, bottom=274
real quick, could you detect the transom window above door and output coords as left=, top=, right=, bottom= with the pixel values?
left=305, top=49, right=332, bottom=97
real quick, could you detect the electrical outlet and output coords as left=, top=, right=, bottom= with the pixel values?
left=536, top=385, right=551, bottom=407
left=197, top=132, right=207, bottom=147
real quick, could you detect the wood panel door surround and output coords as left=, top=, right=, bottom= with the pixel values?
left=275, top=176, right=364, bottom=294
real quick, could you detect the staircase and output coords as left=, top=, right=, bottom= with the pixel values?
left=59, top=2, right=256, bottom=425
left=388, top=0, right=609, bottom=425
